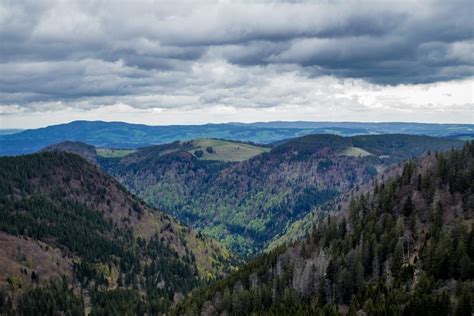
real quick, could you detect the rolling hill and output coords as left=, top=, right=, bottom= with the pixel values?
left=0, top=151, right=233, bottom=314
left=173, top=141, right=474, bottom=315
left=1, top=120, right=472, bottom=156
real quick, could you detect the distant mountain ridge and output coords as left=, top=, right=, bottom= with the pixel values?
left=1, top=120, right=472, bottom=156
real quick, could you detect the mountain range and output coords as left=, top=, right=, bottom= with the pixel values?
left=1, top=120, right=472, bottom=156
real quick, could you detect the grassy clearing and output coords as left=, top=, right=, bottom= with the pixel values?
left=188, top=139, right=270, bottom=162
left=96, top=148, right=136, bottom=158
left=341, top=146, right=372, bottom=157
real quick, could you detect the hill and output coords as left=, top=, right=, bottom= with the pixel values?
left=240, top=121, right=474, bottom=137
left=42, top=141, right=98, bottom=163
left=95, top=134, right=462, bottom=255
left=173, top=142, right=474, bottom=315
left=1, top=120, right=472, bottom=156
left=0, top=152, right=233, bottom=314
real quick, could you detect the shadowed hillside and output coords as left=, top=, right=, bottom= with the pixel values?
left=0, top=152, right=234, bottom=314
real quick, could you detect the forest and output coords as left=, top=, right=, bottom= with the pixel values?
left=1, top=0, right=472, bottom=313
left=99, top=134, right=462, bottom=255
left=0, top=152, right=232, bottom=315
left=0, top=138, right=471, bottom=315
left=172, top=142, right=474, bottom=315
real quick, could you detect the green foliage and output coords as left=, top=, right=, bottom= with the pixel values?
left=99, top=134, right=461, bottom=256
left=0, top=152, right=206, bottom=314
left=91, top=289, right=146, bottom=316
left=17, top=279, right=84, bottom=316
left=173, top=142, right=474, bottom=315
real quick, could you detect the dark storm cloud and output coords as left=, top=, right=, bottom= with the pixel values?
left=0, top=0, right=473, bottom=111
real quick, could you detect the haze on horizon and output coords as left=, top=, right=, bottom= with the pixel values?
left=1, top=0, right=473, bottom=129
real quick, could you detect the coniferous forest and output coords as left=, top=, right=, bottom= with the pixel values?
left=172, top=142, right=474, bottom=315
left=0, top=152, right=233, bottom=315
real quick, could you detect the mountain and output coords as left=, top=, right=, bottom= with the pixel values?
left=1, top=120, right=472, bottom=156
left=47, top=134, right=463, bottom=256
left=0, top=151, right=233, bottom=314
left=236, top=121, right=474, bottom=136
left=172, top=142, right=474, bottom=315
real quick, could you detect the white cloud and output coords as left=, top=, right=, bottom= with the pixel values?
left=0, top=0, right=473, bottom=128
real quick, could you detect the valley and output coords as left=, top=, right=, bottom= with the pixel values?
left=2, top=1, right=472, bottom=314
left=173, top=141, right=474, bottom=315
left=44, top=134, right=462, bottom=256
left=0, top=123, right=471, bottom=315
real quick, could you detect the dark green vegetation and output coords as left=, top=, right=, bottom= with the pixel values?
left=0, top=152, right=233, bottom=314
left=173, top=142, right=474, bottom=315
left=1, top=120, right=472, bottom=155
left=96, top=134, right=462, bottom=255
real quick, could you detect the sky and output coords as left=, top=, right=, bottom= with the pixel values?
left=1, top=0, right=473, bottom=129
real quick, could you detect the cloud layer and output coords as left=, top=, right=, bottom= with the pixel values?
left=0, top=0, right=473, bottom=127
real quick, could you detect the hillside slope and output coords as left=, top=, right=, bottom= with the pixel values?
left=173, top=142, right=474, bottom=315
left=99, top=134, right=462, bottom=255
left=0, top=152, right=233, bottom=314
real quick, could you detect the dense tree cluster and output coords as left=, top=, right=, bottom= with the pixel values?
left=194, top=150, right=204, bottom=158
left=173, top=142, right=474, bottom=315
left=0, top=152, right=220, bottom=314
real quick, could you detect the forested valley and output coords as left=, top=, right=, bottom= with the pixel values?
left=97, top=134, right=461, bottom=255
left=0, top=136, right=471, bottom=315
left=173, top=142, right=474, bottom=315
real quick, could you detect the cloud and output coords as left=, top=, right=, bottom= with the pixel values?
left=0, top=0, right=472, bottom=126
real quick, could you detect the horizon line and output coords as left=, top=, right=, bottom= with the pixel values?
left=1, top=119, right=473, bottom=130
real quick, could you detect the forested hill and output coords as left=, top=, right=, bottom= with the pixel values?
left=42, top=140, right=98, bottom=163
left=97, top=134, right=462, bottom=255
left=173, top=142, right=474, bottom=315
left=0, top=152, right=233, bottom=314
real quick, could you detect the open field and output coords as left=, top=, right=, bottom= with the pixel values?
left=341, top=146, right=372, bottom=157
left=188, top=139, right=270, bottom=162
left=96, top=148, right=136, bottom=158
